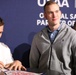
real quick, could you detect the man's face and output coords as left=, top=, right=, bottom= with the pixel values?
left=44, top=4, right=61, bottom=26
left=0, top=25, right=4, bottom=38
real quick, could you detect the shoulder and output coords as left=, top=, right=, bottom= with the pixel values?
left=0, top=42, right=9, bottom=48
left=63, top=24, right=76, bottom=39
left=66, top=25, right=76, bottom=33
left=0, top=42, right=11, bottom=53
left=33, top=27, right=47, bottom=40
left=35, top=27, right=47, bottom=36
left=62, top=24, right=76, bottom=33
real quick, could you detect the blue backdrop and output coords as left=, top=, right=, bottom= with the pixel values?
left=0, top=0, right=76, bottom=53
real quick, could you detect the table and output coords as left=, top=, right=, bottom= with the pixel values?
left=42, top=70, right=65, bottom=75
left=0, top=69, right=41, bottom=75
left=0, top=68, right=66, bottom=75
left=27, top=68, right=65, bottom=75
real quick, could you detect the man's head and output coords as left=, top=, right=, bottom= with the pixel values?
left=44, top=1, right=62, bottom=29
left=44, top=1, right=59, bottom=12
left=0, top=17, right=4, bottom=38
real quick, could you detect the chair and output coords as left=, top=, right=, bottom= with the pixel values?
left=13, top=43, right=31, bottom=68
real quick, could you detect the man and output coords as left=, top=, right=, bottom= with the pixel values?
left=30, top=1, right=76, bottom=75
left=0, top=17, right=26, bottom=70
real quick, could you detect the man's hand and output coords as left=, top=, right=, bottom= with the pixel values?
left=0, top=61, right=4, bottom=69
left=4, top=60, right=26, bottom=70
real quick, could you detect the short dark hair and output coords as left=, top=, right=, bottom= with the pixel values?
left=0, top=17, right=4, bottom=26
left=44, top=1, right=58, bottom=11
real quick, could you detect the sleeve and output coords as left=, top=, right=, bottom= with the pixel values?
left=1, top=43, right=14, bottom=65
left=5, top=46, right=14, bottom=64
left=71, top=33, right=76, bottom=74
left=29, top=35, right=40, bottom=68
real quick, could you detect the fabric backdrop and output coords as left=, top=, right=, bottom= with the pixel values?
left=0, top=0, right=76, bottom=53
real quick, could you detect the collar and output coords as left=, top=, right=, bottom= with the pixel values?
left=47, top=24, right=62, bottom=32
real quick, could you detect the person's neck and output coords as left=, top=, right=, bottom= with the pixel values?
left=48, top=24, right=60, bottom=31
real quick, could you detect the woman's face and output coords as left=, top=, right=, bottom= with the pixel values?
left=0, top=25, right=4, bottom=38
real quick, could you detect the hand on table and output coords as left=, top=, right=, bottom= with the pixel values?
left=4, top=60, right=26, bottom=71
left=0, top=61, right=4, bottom=69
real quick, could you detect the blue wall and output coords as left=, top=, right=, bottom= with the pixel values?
left=0, top=0, right=76, bottom=53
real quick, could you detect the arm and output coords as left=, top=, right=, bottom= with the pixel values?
left=71, top=33, right=76, bottom=74
left=1, top=43, right=26, bottom=70
left=29, top=36, right=40, bottom=68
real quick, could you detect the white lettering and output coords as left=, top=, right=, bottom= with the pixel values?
left=37, top=20, right=41, bottom=25
left=61, top=13, right=68, bottom=19
left=37, top=0, right=50, bottom=7
left=70, top=14, right=74, bottom=19
left=37, top=19, right=48, bottom=25
left=39, top=13, right=44, bottom=18
left=55, top=0, right=69, bottom=7
left=61, top=20, right=75, bottom=27
left=68, top=20, right=74, bottom=26
left=70, top=14, right=76, bottom=19
left=55, top=0, right=61, bottom=6
left=61, top=0, right=69, bottom=7
left=37, top=0, right=69, bottom=7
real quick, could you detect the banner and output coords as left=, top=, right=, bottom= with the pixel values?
left=0, top=0, right=76, bottom=52
left=37, top=0, right=76, bottom=26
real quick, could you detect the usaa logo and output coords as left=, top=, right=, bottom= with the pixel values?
left=37, top=0, right=69, bottom=7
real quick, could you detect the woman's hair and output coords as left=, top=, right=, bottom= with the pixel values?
left=0, top=17, right=4, bottom=26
